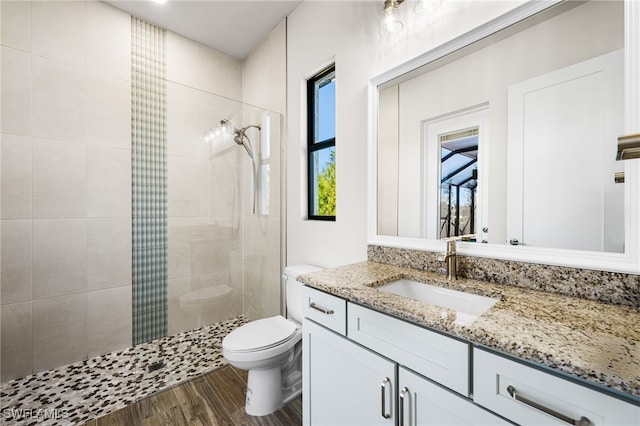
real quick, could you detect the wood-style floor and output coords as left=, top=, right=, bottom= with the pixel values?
left=82, top=365, right=302, bottom=426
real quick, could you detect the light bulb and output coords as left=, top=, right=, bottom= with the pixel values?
left=415, top=0, right=442, bottom=15
left=381, top=2, right=403, bottom=36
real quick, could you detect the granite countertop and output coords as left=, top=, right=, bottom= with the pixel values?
left=298, top=261, right=640, bottom=402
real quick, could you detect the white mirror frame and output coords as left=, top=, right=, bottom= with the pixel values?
left=368, top=0, right=640, bottom=274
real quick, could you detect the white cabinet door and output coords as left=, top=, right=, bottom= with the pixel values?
left=303, top=318, right=396, bottom=426
left=398, top=367, right=510, bottom=426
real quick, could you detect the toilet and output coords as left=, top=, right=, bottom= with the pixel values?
left=222, top=264, right=323, bottom=416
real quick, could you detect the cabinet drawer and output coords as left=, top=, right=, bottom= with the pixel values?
left=473, top=348, right=640, bottom=425
left=302, top=286, right=347, bottom=335
left=348, top=303, right=470, bottom=396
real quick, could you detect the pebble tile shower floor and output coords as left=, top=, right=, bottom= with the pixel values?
left=0, top=316, right=248, bottom=426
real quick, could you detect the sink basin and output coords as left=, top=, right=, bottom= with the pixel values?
left=377, top=279, right=499, bottom=325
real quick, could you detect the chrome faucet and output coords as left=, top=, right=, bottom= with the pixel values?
left=437, top=240, right=458, bottom=281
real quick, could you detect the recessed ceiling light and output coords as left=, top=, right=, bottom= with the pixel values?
left=151, top=0, right=168, bottom=4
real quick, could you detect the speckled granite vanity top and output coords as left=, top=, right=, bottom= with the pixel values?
left=298, top=261, right=640, bottom=401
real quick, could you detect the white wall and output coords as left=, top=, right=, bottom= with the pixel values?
left=286, top=0, right=527, bottom=268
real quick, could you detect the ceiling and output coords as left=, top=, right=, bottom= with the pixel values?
left=105, top=0, right=302, bottom=59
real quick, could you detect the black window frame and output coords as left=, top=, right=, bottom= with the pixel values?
left=307, top=65, right=336, bottom=221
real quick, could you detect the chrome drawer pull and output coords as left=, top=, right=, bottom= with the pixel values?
left=506, top=385, right=590, bottom=426
left=309, top=302, right=334, bottom=315
left=399, top=387, right=409, bottom=426
left=380, top=377, right=391, bottom=419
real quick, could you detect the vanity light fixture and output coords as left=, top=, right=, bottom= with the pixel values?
left=616, top=133, right=640, bottom=160
left=381, top=0, right=405, bottom=36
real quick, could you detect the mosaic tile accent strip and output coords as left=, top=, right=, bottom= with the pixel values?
left=131, top=17, right=169, bottom=344
left=0, top=316, right=247, bottom=426
left=367, top=244, right=640, bottom=309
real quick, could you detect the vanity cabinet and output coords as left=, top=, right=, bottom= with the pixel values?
left=302, top=286, right=639, bottom=425
left=302, top=286, right=507, bottom=426
left=474, top=348, right=640, bottom=425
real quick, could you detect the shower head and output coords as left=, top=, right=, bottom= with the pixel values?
left=220, top=119, right=261, bottom=160
left=235, top=133, right=254, bottom=160
left=220, top=119, right=239, bottom=134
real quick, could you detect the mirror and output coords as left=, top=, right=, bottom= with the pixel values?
left=371, top=0, right=640, bottom=272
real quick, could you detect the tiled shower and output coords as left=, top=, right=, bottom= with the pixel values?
left=1, top=0, right=283, bottom=385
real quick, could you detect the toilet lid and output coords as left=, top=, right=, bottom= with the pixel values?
left=224, top=315, right=296, bottom=352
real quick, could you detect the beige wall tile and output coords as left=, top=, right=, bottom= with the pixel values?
left=166, top=92, right=202, bottom=159
left=166, top=32, right=200, bottom=88
left=168, top=156, right=208, bottom=217
left=1, top=301, right=32, bottom=382
left=32, top=138, right=87, bottom=218
left=32, top=219, right=87, bottom=299
left=31, top=56, right=86, bottom=143
left=199, top=45, right=242, bottom=101
left=87, top=218, right=132, bottom=291
left=86, top=1, right=131, bottom=81
left=1, top=0, right=31, bottom=52
left=1, top=47, right=31, bottom=136
left=87, top=146, right=131, bottom=218
left=167, top=276, right=196, bottom=335
left=33, top=293, right=87, bottom=373
left=31, top=0, right=85, bottom=67
left=87, top=286, right=131, bottom=358
left=1, top=134, right=32, bottom=219
left=1, top=220, right=32, bottom=305
left=85, top=71, right=131, bottom=149
left=208, top=150, right=240, bottom=220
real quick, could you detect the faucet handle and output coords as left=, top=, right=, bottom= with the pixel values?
left=446, top=239, right=457, bottom=253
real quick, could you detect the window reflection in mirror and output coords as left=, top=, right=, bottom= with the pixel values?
left=439, top=129, right=478, bottom=241
left=376, top=0, right=624, bottom=253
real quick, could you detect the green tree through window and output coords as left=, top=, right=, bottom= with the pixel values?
left=317, top=150, right=336, bottom=215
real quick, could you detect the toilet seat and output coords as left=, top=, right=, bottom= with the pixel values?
left=224, top=315, right=297, bottom=353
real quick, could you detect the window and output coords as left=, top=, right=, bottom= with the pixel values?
left=307, top=65, right=336, bottom=220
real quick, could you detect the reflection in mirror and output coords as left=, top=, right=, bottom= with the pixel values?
left=376, top=0, right=625, bottom=253
left=439, top=129, right=478, bottom=241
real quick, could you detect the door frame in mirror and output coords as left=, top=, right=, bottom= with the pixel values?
left=368, top=0, right=640, bottom=273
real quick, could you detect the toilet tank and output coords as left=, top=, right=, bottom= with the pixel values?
left=284, top=264, right=323, bottom=323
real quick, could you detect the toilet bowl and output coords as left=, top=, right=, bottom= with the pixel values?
left=222, top=264, right=323, bottom=416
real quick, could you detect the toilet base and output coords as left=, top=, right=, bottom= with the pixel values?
left=245, top=366, right=283, bottom=416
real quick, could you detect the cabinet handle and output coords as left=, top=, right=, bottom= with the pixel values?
left=506, top=385, right=590, bottom=426
left=399, top=387, right=409, bottom=426
left=380, top=377, right=391, bottom=419
left=309, top=302, right=334, bottom=315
